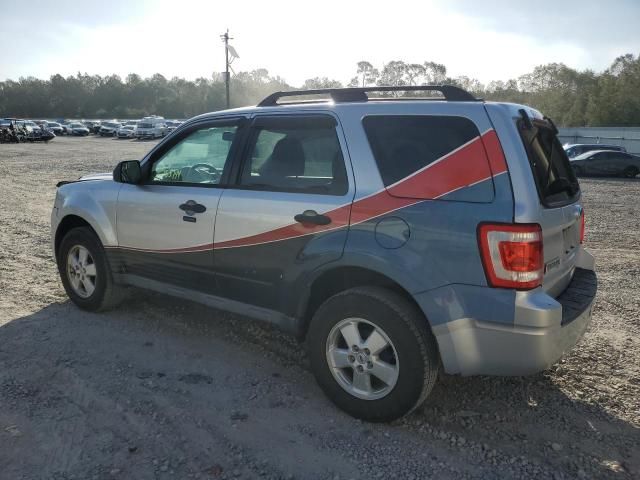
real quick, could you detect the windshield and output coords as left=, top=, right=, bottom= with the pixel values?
left=518, top=117, right=580, bottom=206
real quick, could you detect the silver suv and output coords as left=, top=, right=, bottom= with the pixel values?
left=51, top=86, right=597, bottom=421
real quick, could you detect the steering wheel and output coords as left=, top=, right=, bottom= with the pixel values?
left=185, top=163, right=221, bottom=183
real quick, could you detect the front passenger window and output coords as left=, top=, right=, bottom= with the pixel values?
left=150, top=125, right=237, bottom=184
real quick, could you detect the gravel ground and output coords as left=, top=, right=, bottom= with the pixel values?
left=0, top=136, right=638, bottom=480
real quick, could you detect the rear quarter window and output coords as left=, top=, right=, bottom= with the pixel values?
left=362, top=115, right=497, bottom=202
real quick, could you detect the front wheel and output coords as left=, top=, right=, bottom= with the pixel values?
left=57, top=227, right=124, bottom=311
left=307, top=286, right=440, bottom=422
left=623, top=166, right=638, bottom=178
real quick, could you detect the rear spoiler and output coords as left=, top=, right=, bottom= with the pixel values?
left=518, top=108, right=559, bottom=134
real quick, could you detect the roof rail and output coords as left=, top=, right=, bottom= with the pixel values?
left=257, top=85, right=479, bottom=107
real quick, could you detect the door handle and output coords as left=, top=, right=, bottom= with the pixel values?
left=294, top=210, right=332, bottom=226
left=179, top=200, right=207, bottom=214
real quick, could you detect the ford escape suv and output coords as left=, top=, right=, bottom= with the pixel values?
left=51, top=86, right=597, bottom=422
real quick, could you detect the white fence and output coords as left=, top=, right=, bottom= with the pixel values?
left=558, top=127, right=640, bottom=155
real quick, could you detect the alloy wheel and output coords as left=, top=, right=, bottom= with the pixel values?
left=66, top=245, right=97, bottom=298
left=326, top=318, right=399, bottom=400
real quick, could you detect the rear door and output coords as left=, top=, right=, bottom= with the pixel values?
left=115, top=117, right=244, bottom=294
left=213, top=113, right=354, bottom=314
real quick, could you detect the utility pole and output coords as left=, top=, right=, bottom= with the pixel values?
left=220, top=29, right=232, bottom=109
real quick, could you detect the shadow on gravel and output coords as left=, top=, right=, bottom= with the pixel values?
left=422, top=374, right=638, bottom=478
left=0, top=298, right=637, bottom=479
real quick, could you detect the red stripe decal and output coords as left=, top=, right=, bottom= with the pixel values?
left=214, top=205, right=351, bottom=249
left=118, top=129, right=508, bottom=253
left=481, top=129, right=509, bottom=176
left=386, top=136, right=491, bottom=199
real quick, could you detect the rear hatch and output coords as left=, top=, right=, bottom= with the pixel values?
left=516, top=113, right=582, bottom=297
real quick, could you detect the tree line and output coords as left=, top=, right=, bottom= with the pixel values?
left=1, top=54, right=639, bottom=126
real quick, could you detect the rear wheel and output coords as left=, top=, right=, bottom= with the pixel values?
left=307, top=286, right=439, bottom=422
left=57, top=227, right=124, bottom=311
left=623, top=166, right=638, bottom=178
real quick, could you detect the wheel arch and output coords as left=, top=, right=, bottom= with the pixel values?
left=55, top=214, right=102, bottom=258
left=298, top=265, right=430, bottom=340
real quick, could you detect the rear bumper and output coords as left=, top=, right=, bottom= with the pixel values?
left=433, top=250, right=596, bottom=376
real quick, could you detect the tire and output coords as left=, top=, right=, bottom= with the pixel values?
left=623, top=166, right=638, bottom=178
left=57, top=226, right=125, bottom=312
left=307, top=286, right=440, bottom=422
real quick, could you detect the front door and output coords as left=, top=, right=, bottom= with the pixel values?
left=115, top=118, right=244, bottom=294
left=213, top=114, right=354, bottom=314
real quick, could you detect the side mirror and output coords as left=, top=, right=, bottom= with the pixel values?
left=113, top=160, right=142, bottom=184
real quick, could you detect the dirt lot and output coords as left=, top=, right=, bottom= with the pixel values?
left=0, top=136, right=638, bottom=480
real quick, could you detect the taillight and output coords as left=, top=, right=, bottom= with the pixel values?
left=478, top=223, right=543, bottom=290
left=580, top=208, right=585, bottom=244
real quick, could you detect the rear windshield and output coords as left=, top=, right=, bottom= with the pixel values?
left=518, top=118, right=580, bottom=206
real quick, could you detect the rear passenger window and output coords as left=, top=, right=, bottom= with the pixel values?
left=363, top=116, right=480, bottom=186
left=240, top=116, right=348, bottom=195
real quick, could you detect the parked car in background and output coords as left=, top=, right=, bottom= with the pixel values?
left=136, top=116, right=167, bottom=139
left=35, top=126, right=56, bottom=142
left=18, top=120, right=41, bottom=131
left=570, top=150, right=640, bottom=177
left=116, top=124, right=137, bottom=139
left=61, top=122, right=80, bottom=135
left=165, top=120, right=182, bottom=132
left=99, top=121, right=122, bottom=137
left=564, top=143, right=626, bottom=159
left=46, top=122, right=65, bottom=135
left=83, top=120, right=101, bottom=134
left=12, top=120, right=55, bottom=142
left=67, top=122, right=90, bottom=136
left=0, top=118, right=20, bottom=143
left=51, top=86, right=596, bottom=422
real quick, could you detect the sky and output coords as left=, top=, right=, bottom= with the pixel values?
left=1, top=0, right=639, bottom=87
